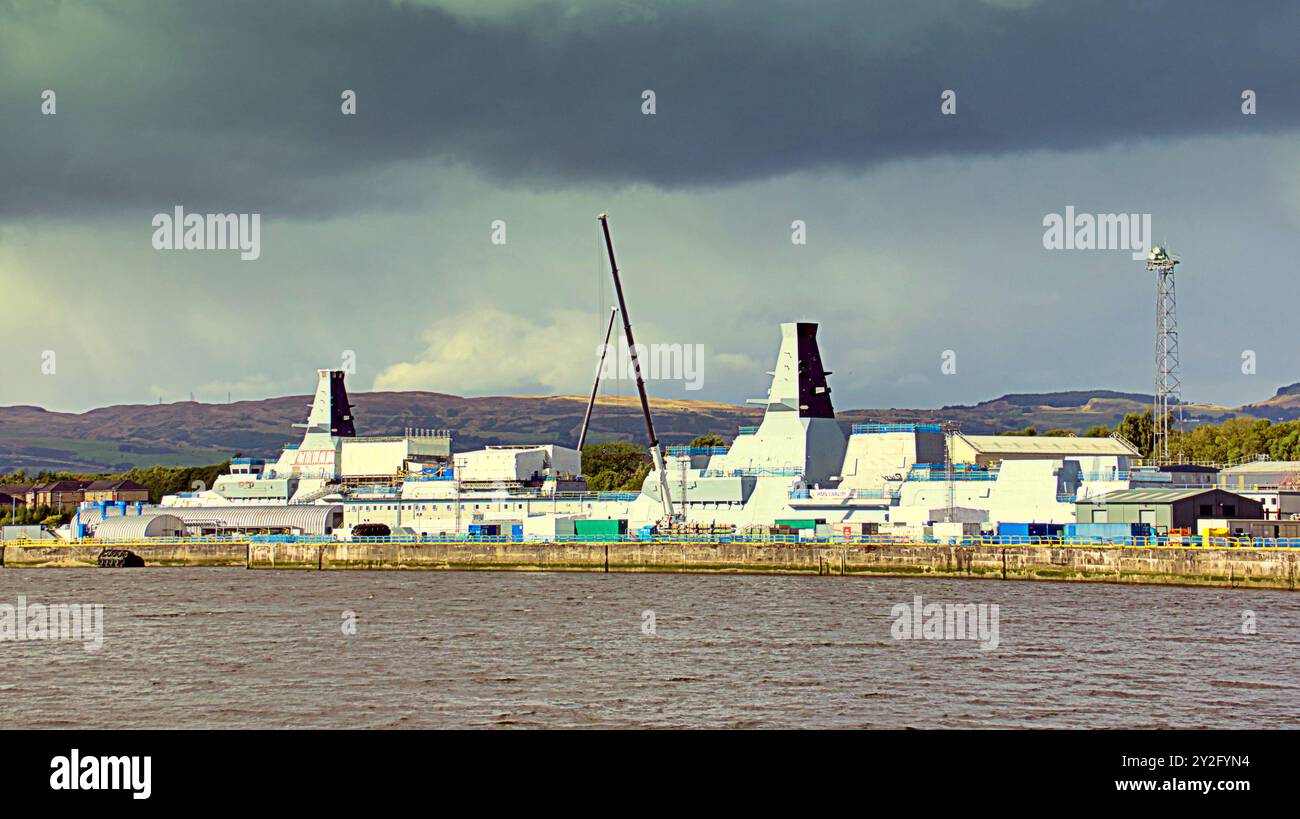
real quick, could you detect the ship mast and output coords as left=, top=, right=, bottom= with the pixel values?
left=597, top=213, right=677, bottom=522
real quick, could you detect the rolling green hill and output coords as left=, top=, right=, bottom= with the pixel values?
left=1, top=384, right=1293, bottom=473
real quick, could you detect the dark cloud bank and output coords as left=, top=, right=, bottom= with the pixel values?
left=1, top=0, right=1297, bottom=218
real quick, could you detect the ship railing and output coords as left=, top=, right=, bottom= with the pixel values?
left=263, top=469, right=333, bottom=480
left=1079, top=471, right=1131, bottom=481
left=1128, top=471, right=1174, bottom=482
left=544, top=491, right=640, bottom=501
left=340, top=491, right=641, bottom=503
left=666, top=446, right=728, bottom=456
left=851, top=423, right=943, bottom=435
left=700, top=468, right=802, bottom=478
left=789, top=489, right=896, bottom=500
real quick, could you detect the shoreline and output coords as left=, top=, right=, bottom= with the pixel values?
left=1, top=541, right=1295, bottom=591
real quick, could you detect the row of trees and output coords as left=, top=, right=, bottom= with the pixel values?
left=1, top=462, right=230, bottom=501
left=581, top=435, right=726, bottom=492
left=582, top=442, right=652, bottom=492
left=117, top=463, right=231, bottom=501
left=0, top=504, right=72, bottom=528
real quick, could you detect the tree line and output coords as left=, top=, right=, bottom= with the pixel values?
left=0, top=462, right=230, bottom=527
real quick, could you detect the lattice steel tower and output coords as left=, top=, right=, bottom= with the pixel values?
left=1147, top=245, right=1181, bottom=463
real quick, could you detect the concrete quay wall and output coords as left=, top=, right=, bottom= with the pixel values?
left=2, top=540, right=1294, bottom=590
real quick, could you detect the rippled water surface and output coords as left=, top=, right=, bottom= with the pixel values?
left=0, top=569, right=1296, bottom=729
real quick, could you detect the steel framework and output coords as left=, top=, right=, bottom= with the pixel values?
left=1148, top=246, right=1181, bottom=464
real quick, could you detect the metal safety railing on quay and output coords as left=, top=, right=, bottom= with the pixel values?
left=8, top=534, right=1300, bottom=550
left=5, top=536, right=251, bottom=546
left=231, top=534, right=1300, bottom=549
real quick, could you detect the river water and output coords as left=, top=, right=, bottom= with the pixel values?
left=0, top=569, right=1296, bottom=729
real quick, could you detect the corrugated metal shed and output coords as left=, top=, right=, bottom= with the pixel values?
left=955, top=434, right=1141, bottom=456
left=1076, top=488, right=1263, bottom=531
left=77, top=504, right=342, bottom=535
left=168, top=505, right=343, bottom=535
left=1079, top=488, right=1216, bottom=504
left=73, top=506, right=147, bottom=528
left=1217, top=461, right=1300, bottom=489
left=1219, top=460, right=1300, bottom=475
left=94, top=514, right=186, bottom=539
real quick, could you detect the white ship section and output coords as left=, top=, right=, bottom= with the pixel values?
left=161, top=323, right=1157, bottom=538
left=164, top=369, right=449, bottom=508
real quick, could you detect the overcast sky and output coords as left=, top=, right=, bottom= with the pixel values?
left=2, top=0, right=1298, bottom=413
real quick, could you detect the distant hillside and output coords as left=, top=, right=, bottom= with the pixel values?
left=1239, top=382, right=1300, bottom=422
left=0, top=393, right=762, bottom=473
left=0, top=385, right=1288, bottom=473
left=946, top=390, right=1154, bottom=410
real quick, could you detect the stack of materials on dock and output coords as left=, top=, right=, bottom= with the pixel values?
left=657, top=521, right=736, bottom=538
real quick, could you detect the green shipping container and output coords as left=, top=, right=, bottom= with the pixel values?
left=574, top=519, right=628, bottom=536
left=775, top=519, right=819, bottom=530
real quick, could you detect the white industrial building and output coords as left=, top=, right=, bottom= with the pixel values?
left=453, top=445, right=582, bottom=486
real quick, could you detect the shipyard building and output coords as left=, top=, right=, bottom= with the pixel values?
left=53, top=320, right=1270, bottom=543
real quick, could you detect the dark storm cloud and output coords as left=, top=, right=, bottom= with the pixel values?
left=2, top=0, right=1297, bottom=217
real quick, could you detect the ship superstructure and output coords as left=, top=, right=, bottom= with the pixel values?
left=166, top=369, right=451, bottom=507
left=326, top=320, right=1142, bottom=538
left=150, top=320, right=1155, bottom=540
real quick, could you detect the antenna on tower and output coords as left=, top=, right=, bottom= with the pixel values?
left=1147, top=245, right=1181, bottom=464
